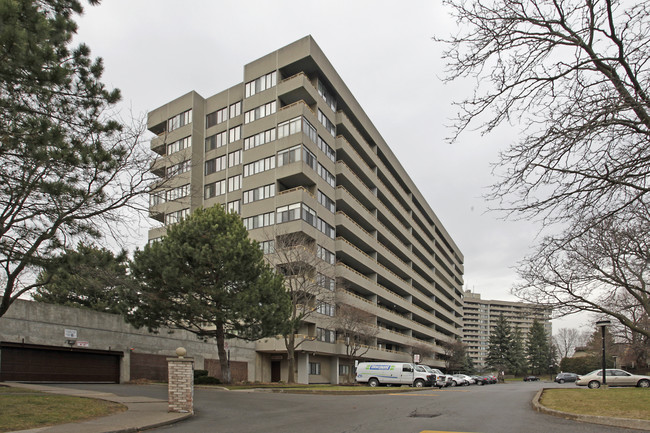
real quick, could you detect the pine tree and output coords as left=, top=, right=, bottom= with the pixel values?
left=527, top=320, right=550, bottom=375
left=486, top=314, right=512, bottom=372
left=509, top=326, right=527, bottom=376
left=129, top=205, right=291, bottom=383
left=0, top=0, right=150, bottom=318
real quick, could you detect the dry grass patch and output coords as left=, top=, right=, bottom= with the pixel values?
left=541, top=388, right=650, bottom=420
left=0, top=388, right=125, bottom=432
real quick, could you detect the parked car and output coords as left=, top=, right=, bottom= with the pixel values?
left=452, top=374, right=474, bottom=385
left=555, top=372, right=579, bottom=384
left=575, top=369, right=650, bottom=389
left=487, top=375, right=498, bottom=384
left=417, top=365, right=446, bottom=388
left=425, top=367, right=453, bottom=388
left=472, top=375, right=491, bottom=385
left=523, top=375, right=540, bottom=382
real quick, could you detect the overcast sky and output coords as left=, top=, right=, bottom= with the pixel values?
left=74, top=0, right=589, bottom=332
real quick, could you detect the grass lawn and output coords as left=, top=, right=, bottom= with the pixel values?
left=0, top=387, right=126, bottom=433
left=541, top=388, right=650, bottom=420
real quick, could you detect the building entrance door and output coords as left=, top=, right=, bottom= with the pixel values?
left=271, top=360, right=281, bottom=382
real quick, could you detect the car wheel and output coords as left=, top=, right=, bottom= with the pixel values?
left=414, top=379, right=425, bottom=388
left=368, top=378, right=379, bottom=387
left=558, top=379, right=565, bottom=384
left=637, top=379, right=650, bottom=388
left=588, top=380, right=601, bottom=389
left=451, top=381, right=457, bottom=387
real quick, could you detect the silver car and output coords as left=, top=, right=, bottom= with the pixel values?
left=576, top=369, right=650, bottom=389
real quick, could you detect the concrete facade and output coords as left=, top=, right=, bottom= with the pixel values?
left=0, top=299, right=256, bottom=382
left=462, top=290, right=552, bottom=370
left=146, top=36, right=465, bottom=383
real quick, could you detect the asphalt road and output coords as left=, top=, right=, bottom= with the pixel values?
left=53, top=382, right=642, bottom=433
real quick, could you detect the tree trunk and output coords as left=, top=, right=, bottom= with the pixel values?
left=285, top=333, right=296, bottom=384
left=215, top=321, right=231, bottom=384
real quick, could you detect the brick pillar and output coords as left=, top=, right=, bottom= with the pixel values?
left=167, top=347, right=194, bottom=414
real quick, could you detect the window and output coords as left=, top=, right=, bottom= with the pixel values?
left=317, top=80, right=337, bottom=112
left=277, top=145, right=301, bottom=167
left=317, top=218, right=335, bottom=239
left=229, top=101, right=242, bottom=118
left=228, top=175, right=242, bottom=192
left=149, top=191, right=165, bottom=206
left=243, top=212, right=275, bottom=230
left=167, top=136, right=192, bottom=154
left=309, top=362, right=321, bottom=375
left=276, top=203, right=301, bottom=224
left=205, top=130, right=228, bottom=151
left=317, top=245, right=335, bottom=264
left=243, top=184, right=275, bottom=204
left=243, top=156, right=275, bottom=177
left=303, top=146, right=317, bottom=171
left=165, top=208, right=190, bottom=225
left=259, top=240, right=275, bottom=254
left=227, top=200, right=241, bottom=215
left=317, top=163, right=336, bottom=188
left=206, top=106, right=227, bottom=128
left=244, top=101, right=277, bottom=124
left=318, top=190, right=335, bottom=213
left=168, top=109, right=192, bottom=132
left=166, top=184, right=190, bottom=201
left=317, top=303, right=335, bottom=317
left=316, top=273, right=335, bottom=291
left=229, top=125, right=241, bottom=143
left=228, top=150, right=242, bottom=167
left=277, top=117, right=302, bottom=139
left=303, top=118, right=317, bottom=143
left=318, top=109, right=335, bottom=136
left=204, top=180, right=226, bottom=199
left=245, top=71, right=277, bottom=98
left=205, top=155, right=227, bottom=175
left=318, top=136, right=336, bottom=162
left=244, top=128, right=276, bottom=150
left=339, top=365, right=350, bottom=376
left=316, top=328, right=335, bottom=343
left=168, top=160, right=192, bottom=177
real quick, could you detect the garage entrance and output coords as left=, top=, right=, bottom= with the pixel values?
left=0, top=342, right=122, bottom=382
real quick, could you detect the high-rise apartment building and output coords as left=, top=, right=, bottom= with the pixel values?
left=147, top=36, right=465, bottom=384
left=462, top=290, right=552, bottom=370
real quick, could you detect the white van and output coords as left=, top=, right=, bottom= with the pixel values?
left=355, top=362, right=433, bottom=387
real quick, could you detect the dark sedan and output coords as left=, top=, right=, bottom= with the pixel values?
left=523, top=375, right=540, bottom=381
left=555, top=372, right=578, bottom=383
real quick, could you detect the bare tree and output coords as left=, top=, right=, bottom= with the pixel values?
left=411, top=342, right=437, bottom=367
left=264, top=230, right=335, bottom=383
left=439, top=0, right=650, bottom=226
left=332, top=303, right=378, bottom=383
left=438, top=339, right=468, bottom=372
left=554, top=328, right=582, bottom=360
left=514, top=208, right=650, bottom=339
left=439, top=0, right=650, bottom=340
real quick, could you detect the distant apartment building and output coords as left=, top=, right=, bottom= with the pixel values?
left=462, top=290, right=552, bottom=370
left=146, top=36, right=465, bottom=384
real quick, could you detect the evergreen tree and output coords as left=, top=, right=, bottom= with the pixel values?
left=527, top=320, right=550, bottom=375
left=486, top=314, right=511, bottom=372
left=33, top=243, right=134, bottom=314
left=0, top=0, right=150, bottom=318
left=129, top=205, right=291, bottom=383
left=509, top=326, right=527, bottom=376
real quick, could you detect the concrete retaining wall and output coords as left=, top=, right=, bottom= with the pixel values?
left=0, top=300, right=256, bottom=383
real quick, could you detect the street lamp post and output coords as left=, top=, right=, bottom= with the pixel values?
left=596, top=319, right=611, bottom=387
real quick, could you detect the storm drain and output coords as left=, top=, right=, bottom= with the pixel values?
left=409, top=411, right=441, bottom=418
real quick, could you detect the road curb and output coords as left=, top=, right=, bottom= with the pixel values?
left=532, top=387, right=650, bottom=431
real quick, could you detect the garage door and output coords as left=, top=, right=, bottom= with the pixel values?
left=0, top=342, right=122, bottom=382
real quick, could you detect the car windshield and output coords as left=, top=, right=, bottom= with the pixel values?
left=585, top=370, right=602, bottom=376
left=419, top=365, right=433, bottom=373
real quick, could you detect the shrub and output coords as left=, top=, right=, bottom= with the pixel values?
left=195, top=375, right=221, bottom=385
left=194, top=370, right=208, bottom=379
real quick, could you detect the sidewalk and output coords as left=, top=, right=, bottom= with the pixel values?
left=5, top=383, right=191, bottom=433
